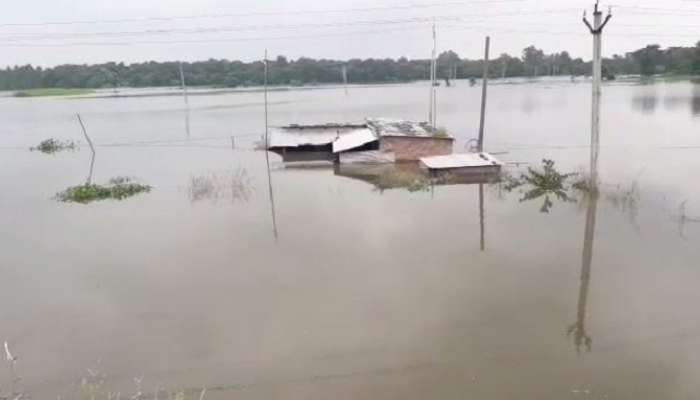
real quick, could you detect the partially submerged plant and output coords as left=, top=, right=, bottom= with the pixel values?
left=30, top=138, right=77, bottom=154
left=188, top=168, right=253, bottom=203
left=2, top=341, right=23, bottom=400
left=499, top=159, right=582, bottom=213
left=56, top=177, right=152, bottom=204
left=432, top=127, right=450, bottom=139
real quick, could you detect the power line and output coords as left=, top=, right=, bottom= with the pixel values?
left=0, top=16, right=469, bottom=41
left=0, top=9, right=587, bottom=42
left=0, top=0, right=526, bottom=28
left=0, top=26, right=436, bottom=47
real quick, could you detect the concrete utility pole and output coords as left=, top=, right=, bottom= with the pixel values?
left=583, top=1, right=612, bottom=190
left=428, top=23, right=437, bottom=127
left=477, top=36, right=490, bottom=152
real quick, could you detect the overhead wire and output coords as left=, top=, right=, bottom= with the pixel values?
left=0, top=0, right=527, bottom=28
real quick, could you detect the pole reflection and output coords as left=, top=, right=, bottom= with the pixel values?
left=567, top=191, right=599, bottom=353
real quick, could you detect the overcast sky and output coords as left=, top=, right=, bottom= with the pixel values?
left=2, top=0, right=700, bottom=67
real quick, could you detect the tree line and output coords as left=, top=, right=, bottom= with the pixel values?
left=1, top=42, right=699, bottom=91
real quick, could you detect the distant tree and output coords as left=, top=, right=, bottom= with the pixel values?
left=437, top=50, right=460, bottom=79
left=2, top=42, right=700, bottom=90
left=632, top=44, right=664, bottom=76
left=522, top=46, right=545, bottom=76
left=693, top=41, right=700, bottom=75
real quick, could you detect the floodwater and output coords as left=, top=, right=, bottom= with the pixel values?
left=2, top=78, right=700, bottom=399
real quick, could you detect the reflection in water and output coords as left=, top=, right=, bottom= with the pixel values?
left=520, top=95, right=538, bottom=114
left=567, top=191, right=599, bottom=354
left=692, top=85, right=700, bottom=116
left=334, top=163, right=490, bottom=250
left=334, top=163, right=497, bottom=193
left=184, top=108, right=191, bottom=140
left=631, top=94, right=658, bottom=114
left=676, top=200, right=700, bottom=239
left=335, top=163, right=430, bottom=193
left=479, top=183, right=485, bottom=251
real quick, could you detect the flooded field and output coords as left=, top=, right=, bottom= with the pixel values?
left=2, top=78, right=700, bottom=399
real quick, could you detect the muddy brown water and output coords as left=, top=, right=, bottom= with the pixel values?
left=1, top=78, right=700, bottom=399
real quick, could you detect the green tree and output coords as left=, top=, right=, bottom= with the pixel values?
left=522, top=46, right=545, bottom=76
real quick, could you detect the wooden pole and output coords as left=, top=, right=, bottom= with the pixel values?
left=583, top=2, right=612, bottom=190
left=77, top=114, right=96, bottom=185
left=477, top=36, right=490, bottom=152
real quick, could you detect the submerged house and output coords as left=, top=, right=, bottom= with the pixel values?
left=267, top=118, right=454, bottom=164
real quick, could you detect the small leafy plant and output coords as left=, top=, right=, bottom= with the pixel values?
left=30, top=138, right=77, bottom=154
left=432, top=127, right=450, bottom=139
left=500, top=159, right=581, bottom=213
left=56, top=177, right=152, bottom=204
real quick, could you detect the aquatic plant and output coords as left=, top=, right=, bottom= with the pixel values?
left=499, top=159, right=580, bottom=213
left=30, top=138, right=77, bottom=154
left=56, top=177, right=152, bottom=204
left=188, top=168, right=253, bottom=203
left=2, top=341, right=23, bottom=400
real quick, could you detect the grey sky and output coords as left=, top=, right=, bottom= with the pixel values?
left=2, top=0, right=699, bottom=67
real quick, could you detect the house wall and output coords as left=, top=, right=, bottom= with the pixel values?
left=379, top=136, right=454, bottom=161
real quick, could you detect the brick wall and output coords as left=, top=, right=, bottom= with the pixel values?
left=379, top=136, right=454, bottom=161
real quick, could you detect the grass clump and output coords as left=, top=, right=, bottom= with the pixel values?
left=15, top=88, right=95, bottom=97
left=30, top=138, right=77, bottom=154
left=432, top=127, right=450, bottom=139
left=56, top=177, right=151, bottom=204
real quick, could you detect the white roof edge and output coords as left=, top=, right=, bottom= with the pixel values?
left=420, top=152, right=503, bottom=169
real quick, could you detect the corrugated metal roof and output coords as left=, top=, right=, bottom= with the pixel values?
left=367, top=117, right=448, bottom=138
left=420, top=153, right=503, bottom=169
left=332, top=129, right=377, bottom=153
left=268, top=125, right=370, bottom=148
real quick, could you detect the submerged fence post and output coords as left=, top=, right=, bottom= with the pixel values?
left=179, top=62, right=189, bottom=107
left=583, top=2, right=612, bottom=190
left=342, top=65, right=349, bottom=96
left=477, top=36, right=490, bottom=153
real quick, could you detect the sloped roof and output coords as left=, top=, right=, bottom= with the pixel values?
left=267, top=124, right=372, bottom=148
left=332, top=129, right=378, bottom=153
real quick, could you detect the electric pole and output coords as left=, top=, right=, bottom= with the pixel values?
left=477, top=36, right=490, bottom=152
left=428, top=23, right=437, bottom=127
left=583, top=1, right=612, bottom=190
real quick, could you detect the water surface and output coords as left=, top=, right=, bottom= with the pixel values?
left=1, top=78, right=700, bottom=399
